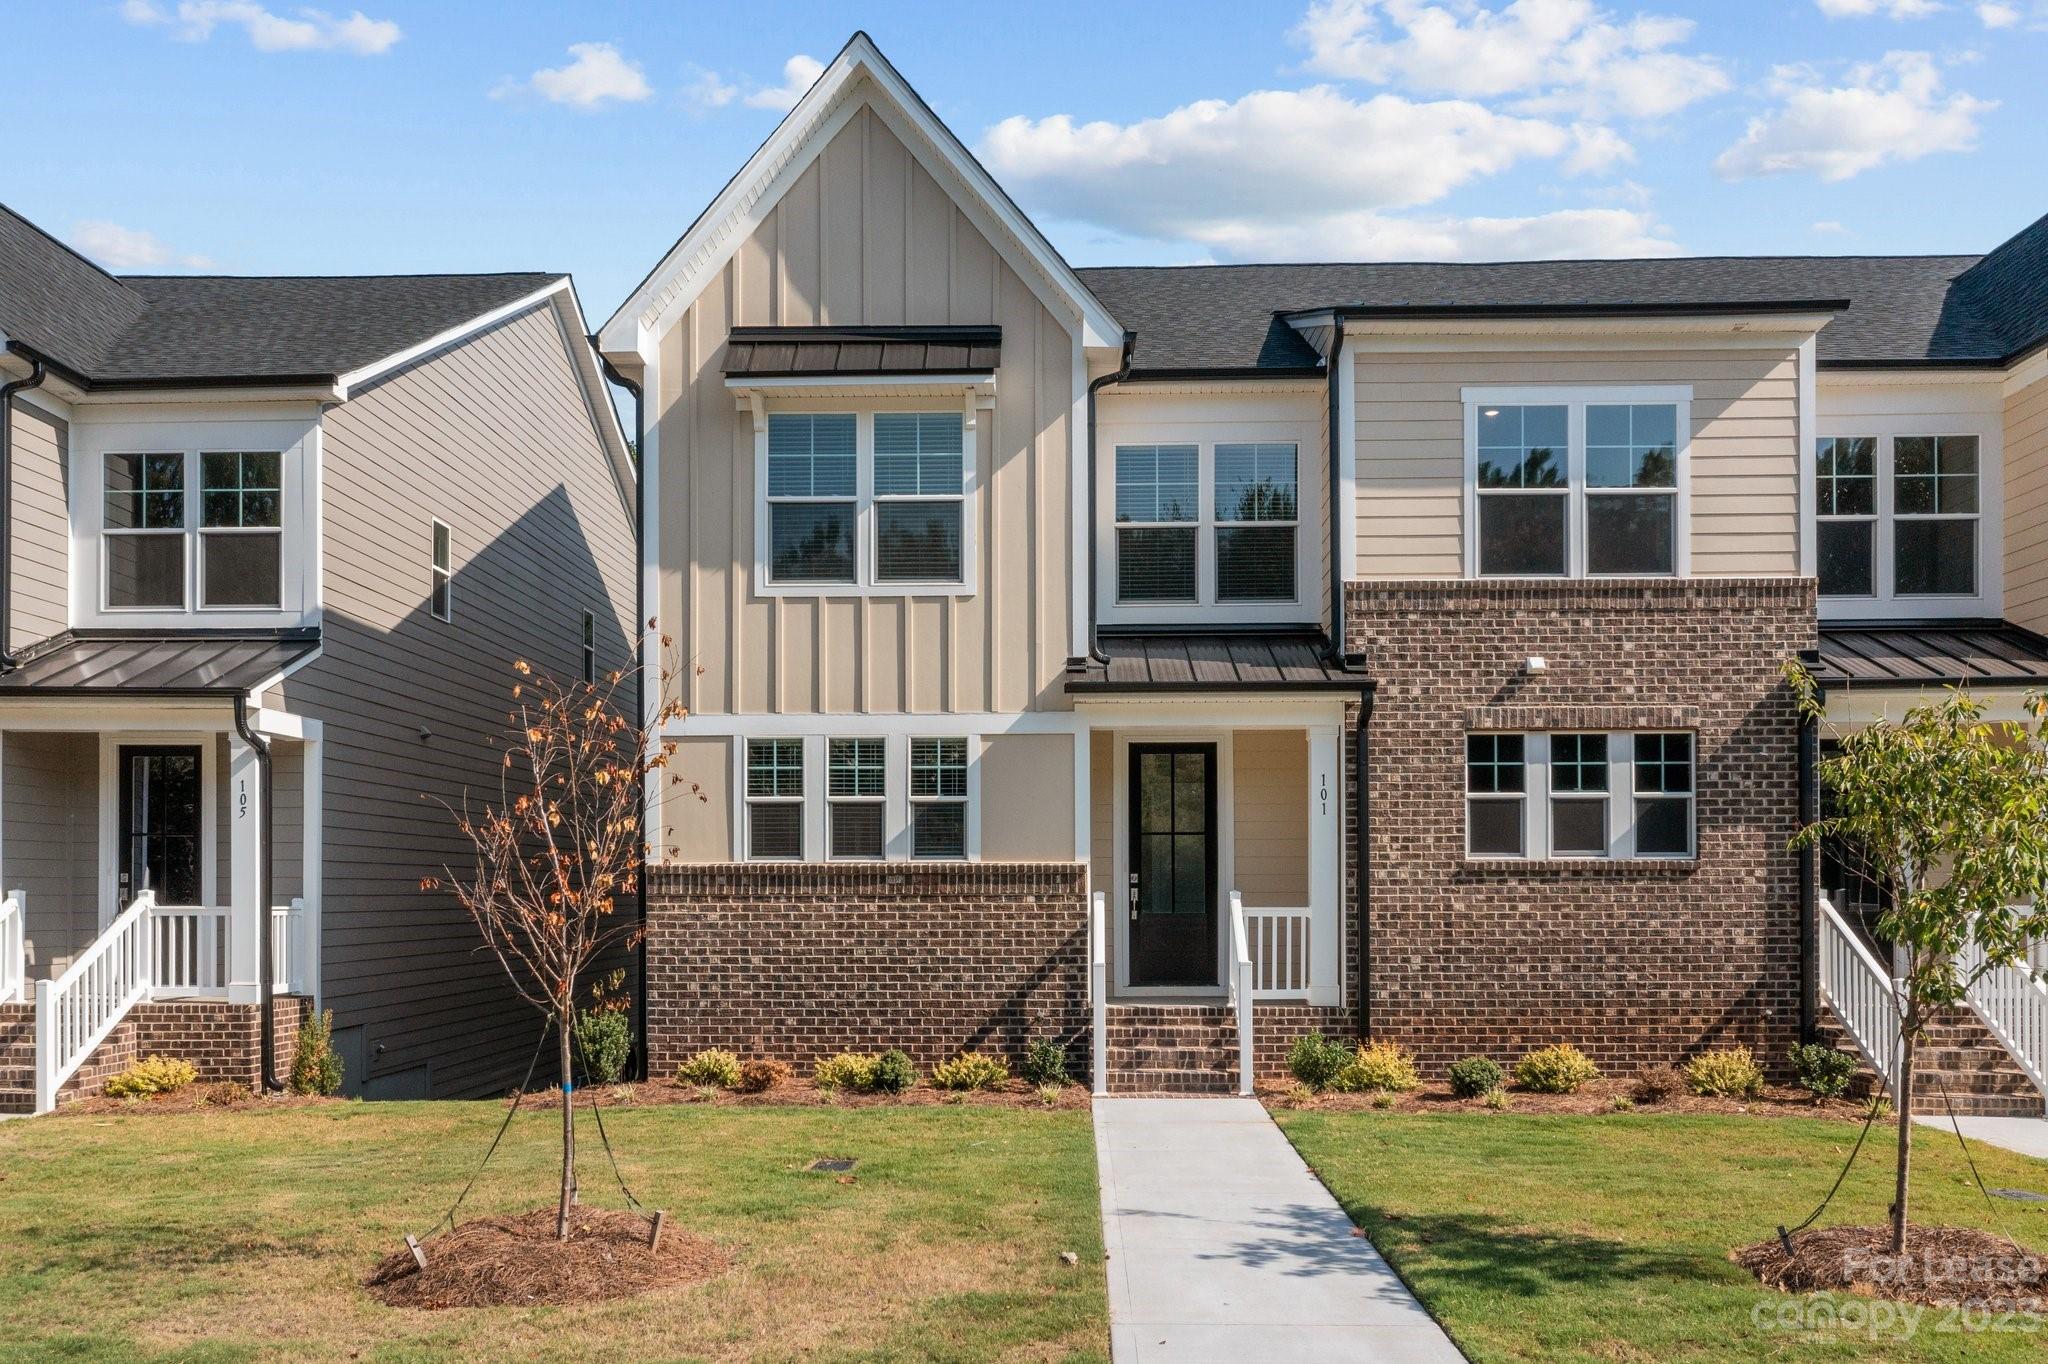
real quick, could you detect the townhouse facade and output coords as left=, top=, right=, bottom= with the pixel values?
left=0, top=206, right=637, bottom=1108
left=595, top=33, right=2048, bottom=1107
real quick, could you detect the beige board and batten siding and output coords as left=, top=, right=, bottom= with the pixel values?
left=6, top=399, right=68, bottom=652
left=656, top=98, right=1079, bottom=719
left=1232, top=729, right=1309, bottom=909
left=271, top=298, right=636, bottom=1098
left=2, top=731, right=97, bottom=977
left=1352, top=343, right=1802, bottom=578
left=2004, top=372, right=2048, bottom=634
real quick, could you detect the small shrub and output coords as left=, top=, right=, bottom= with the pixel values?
left=932, top=1052, right=1009, bottom=1091
left=1371, top=1093, right=1394, bottom=1110
left=1334, top=1041, right=1421, bottom=1094
left=106, top=1055, right=198, bottom=1099
left=870, top=1049, right=918, bottom=1095
left=677, top=1048, right=743, bottom=1089
left=1628, top=1064, right=1684, bottom=1104
left=1684, top=1046, right=1766, bottom=1099
left=1021, top=1037, right=1069, bottom=1087
left=813, top=1051, right=880, bottom=1092
left=694, top=1085, right=720, bottom=1103
left=572, top=973, right=632, bottom=1085
left=738, top=1058, right=792, bottom=1093
left=1482, top=1086, right=1511, bottom=1111
left=1610, top=1096, right=1635, bottom=1112
left=1864, top=1095, right=1893, bottom=1120
left=1287, top=1034, right=1354, bottom=1091
left=942, top=1090, right=967, bottom=1105
left=1036, top=1083, right=1063, bottom=1106
left=1447, top=1056, right=1504, bottom=1099
left=1789, top=1043, right=1859, bottom=1100
left=288, top=1008, right=344, bottom=1096
left=200, top=1080, right=249, bottom=1107
left=608, top=1084, right=637, bottom=1104
left=1513, top=1044, right=1601, bottom=1094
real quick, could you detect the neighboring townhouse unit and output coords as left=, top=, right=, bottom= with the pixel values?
left=0, top=205, right=637, bottom=1110
left=602, top=33, right=2048, bottom=1108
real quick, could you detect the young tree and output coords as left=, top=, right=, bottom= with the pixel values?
left=1786, top=662, right=2048, bottom=1252
left=427, top=654, right=684, bottom=1241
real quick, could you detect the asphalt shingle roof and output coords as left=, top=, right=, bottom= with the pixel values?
left=0, top=202, right=560, bottom=386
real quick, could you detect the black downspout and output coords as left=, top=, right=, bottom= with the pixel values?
left=234, top=694, right=282, bottom=1090
left=0, top=355, right=51, bottom=672
left=1324, top=328, right=1346, bottom=658
left=1078, top=333, right=1135, bottom=666
left=594, top=346, right=649, bottom=1081
left=1797, top=704, right=1820, bottom=1045
left=1355, top=684, right=1375, bottom=1040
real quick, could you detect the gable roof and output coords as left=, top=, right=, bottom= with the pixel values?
left=597, top=31, right=1123, bottom=356
left=0, top=202, right=565, bottom=388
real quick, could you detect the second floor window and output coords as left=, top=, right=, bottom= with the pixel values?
left=1816, top=433, right=1980, bottom=601
left=763, top=410, right=969, bottom=591
left=105, top=453, right=186, bottom=609
left=1112, top=441, right=1303, bottom=607
left=199, top=452, right=282, bottom=608
left=105, top=450, right=283, bottom=611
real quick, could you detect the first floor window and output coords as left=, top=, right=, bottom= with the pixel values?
left=910, top=737, right=968, bottom=857
left=430, top=520, right=453, bottom=621
left=746, top=738, right=804, bottom=859
left=1632, top=733, right=1694, bottom=857
left=1548, top=733, right=1609, bottom=856
left=104, top=452, right=187, bottom=608
left=1465, top=733, right=1526, bottom=856
left=199, top=451, right=282, bottom=608
left=1475, top=405, right=1568, bottom=576
left=827, top=737, right=886, bottom=859
left=767, top=413, right=857, bottom=584
left=1114, top=444, right=1199, bottom=602
left=581, top=610, right=597, bottom=683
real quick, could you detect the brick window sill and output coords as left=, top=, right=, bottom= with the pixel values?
left=1460, top=856, right=1699, bottom=874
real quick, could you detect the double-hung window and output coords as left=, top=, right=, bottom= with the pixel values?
left=873, top=413, right=964, bottom=583
left=1815, top=437, right=1878, bottom=598
left=1214, top=443, right=1298, bottom=601
left=1468, top=390, right=1686, bottom=578
left=761, top=410, right=972, bottom=592
left=745, top=738, right=805, bottom=859
left=909, top=737, right=968, bottom=858
left=430, top=520, right=453, bottom=621
left=766, top=414, right=858, bottom=585
left=1815, top=433, right=1982, bottom=604
left=827, top=738, right=886, bottom=859
left=105, top=453, right=188, bottom=609
left=1114, top=444, right=1200, bottom=602
left=1468, top=731, right=1694, bottom=860
left=1894, top=436, right=1978, bottom=597
left=199, top=452, right=282, bottom=608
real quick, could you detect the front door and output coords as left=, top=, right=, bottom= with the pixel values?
left=118, top=745, right=202, bottom=910
left=1127, top=743, right=1218, bottom=988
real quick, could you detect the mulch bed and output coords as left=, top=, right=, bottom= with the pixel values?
left=1263, top=1073, right=1877, bottom=1120
left=364, top=1206, right=729, bottom=1309
left=1738, top=1225, right=2047, bottom=1311
left=58, top=1086, right=348, bottom=1117
left=513, top=1077, right=1094, bottom=1111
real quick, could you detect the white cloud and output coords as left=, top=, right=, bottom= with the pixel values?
left=494, top=42, right=652, bottom=109
left=69, top=220, right=213, bottom=271
left=120, top=1, right=399, bottom=54
left=683, top=66, right=738, bottom=111
left=743, top=54, right=825, bottom=111
left=980, top=83, right=1676, bottom=261
left=1295, top=0, right=1729, bottom=120
left=1811, top=219, right=1848, bottom=233
left=1977, top=1, right=2021, bottom=24
left=1814, top=0, right=1944, bottom=16
left=1714, top=51, right=1993, bottom=182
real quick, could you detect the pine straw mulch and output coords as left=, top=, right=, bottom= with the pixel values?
left=1262, top=1073, right=1878, bottom=1120
left=364, top=1206, right=729, bottom=1310
left=511, top=1077, right=1094, bottom=1112
left=1737, top=1225, right=2048, bottom=1311
left=57, top=1086, right=349, bottom=1117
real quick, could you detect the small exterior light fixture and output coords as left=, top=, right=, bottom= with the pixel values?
left=1524, top=656, right=1548, bottom=674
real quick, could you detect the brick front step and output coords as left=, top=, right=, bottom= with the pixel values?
left=1104, top=1004, right=1239, bottom=1093
left=1819, top=1005, right=2045, bottom=1118
left=1108, top=1068, right=1236, bottom=1095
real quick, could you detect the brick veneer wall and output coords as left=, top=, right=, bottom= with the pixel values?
left=1348, top=577, right=1816, bottom=1074
left=52, top=995, right=313, bottom=1105
left=646, top=863, right=1087, bottom=1073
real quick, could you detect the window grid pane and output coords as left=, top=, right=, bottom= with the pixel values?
left=105, top=453, right=187, bottom=530
left=1475, top=405, right=1567, bottom=489
left=910, top=737, right=967, bottom=797
left=1550, top=734, right=1608, bottom=792
left=770, top=503, right=855, bottom=583
left=200, top=452, right=282, bottom=529
left=1816, top=437, right=1876, bottom=517
left=1477, top=494, right=1567, bottom=576
left=873, top=412, right=964, bottom=495
left=1114, top=445, right=1199, bottom=523
left=1465, top=734, right=1526, bottom=794
left=1585, top=404, right=1677, bottom=489
left=767, top=414, right=857, bottom=498
left=749, top=804, right=802, bottom=859
left=827, top=738, right=885, bottom=798
left=1214, top=444, right=1298, bottom=523
left=1632, top=733, right=1693, bottom=794
left=829, top=802, right=884, bottom=859
left=1216, top=526, right=1296, bottom=601
left=1585, top=492, right=1674, bottom=575
left=746, top=739, right=803, bottom=798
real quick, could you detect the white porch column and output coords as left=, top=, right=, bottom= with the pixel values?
left=226, top=731, right=264, bottom=1004
left=1307, top=724, right=1342, bottom=1007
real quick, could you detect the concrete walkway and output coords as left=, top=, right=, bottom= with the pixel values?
left=1913, top=1114, right=2048, bottom=1160
left=1093, top=1096, right=1465, bottom=1363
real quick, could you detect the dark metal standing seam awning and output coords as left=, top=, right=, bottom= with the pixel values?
left=0, top=631, right=321, bottom=696
left=1065, top=632, right=1370, bottom=695
left=1808, top=622, right=2048, bottom=689
left=723, top=325, right=1001, bottom=378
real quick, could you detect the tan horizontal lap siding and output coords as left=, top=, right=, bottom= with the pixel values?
left=1353, top=345, right=1801, bottom=578
left=3, top=731, right=97, bottom=977
left=978, top=732, right=1074, bottom=861
left=6, top=401, right=68, bottom=652
left=2005, top=375, right=2048, bottom=634
left=657, top=101, right=1077, bottom=719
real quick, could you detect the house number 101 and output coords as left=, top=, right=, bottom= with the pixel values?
left=1318, top=773, right=1328, bottom=816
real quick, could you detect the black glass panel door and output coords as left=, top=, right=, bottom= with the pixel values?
left=119, top=746, right=201, bottom=908
left=1128, top=743, right=1217, bottom=987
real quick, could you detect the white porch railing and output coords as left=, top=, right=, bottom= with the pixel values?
left=1090, top=891, right=1107, bottom=1097
left=1244, top=908, right=1313, bottom=998
left=1227, top=891, right=1253, bottom=1096
left=150, top=905, right=229, bottom=995
left=36, top=890, right=155, bottom=1113
left=1960, top=933, right=2048, bottom=1107
left=1819, top=896, right=1899, bottom=1095
left=0, top=889, right=24, bottom=1005
left=270, top=899, right=305, bottom=993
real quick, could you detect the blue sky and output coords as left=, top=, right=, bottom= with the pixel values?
left=2, top=1, right=2044, bottom=323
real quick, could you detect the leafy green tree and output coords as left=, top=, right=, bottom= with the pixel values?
left=1787, top=662, right=2048, bottom=1252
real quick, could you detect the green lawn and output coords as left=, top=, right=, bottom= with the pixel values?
left=1278, top=1109, right=2048, bottom=1362
left=0, top=1100, right=1107, bottom=1363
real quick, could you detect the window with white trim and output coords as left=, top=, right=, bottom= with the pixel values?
left=1467, top=391, right=1686, bottom=579
left=1816, top=437, right=1877, bottom=598
left=1112, top=440, right=1304, bottom=607
left=827, top=737, right=886, bottom=859
left=581, top=610, right=597, bottom=683
left=1214, top=443, right=1298, bottom=601
left=1815, top=434, right=1981, bottom=603
left=198, top=452, right=282, bottom=608
left=1894, top=435, right=1978, bottom=597
left=873, top=413, right=964, bottom=583
left=910, top=737, right=968, bottom=858
left=105, top=453, right=187, bottom=609
left=1114, top=444, right=1199, bottom=602
left=745, top=738, right=804, bottom=860
left=761, top=410, right=971, bottom=592
left=1467, top=731, right=1694, bottom=860
left=767, top=413, right=857, bottom=585
left=430, top=520, right=453, bottom=622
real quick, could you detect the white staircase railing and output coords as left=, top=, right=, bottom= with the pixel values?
left=1090, top=890, right=1107, bottom=1097
left=1959, top=934, right=2048, bottom=1105
left=0, top=889, right=24, bottom=1004
left=36, top=890, right=155, bottom=1113
left=1819, top=896, right=1899, bottom=1095
left=1243, top=908, right=1313, bottom=997
left=1227, top=891, right=1253, bottom=1097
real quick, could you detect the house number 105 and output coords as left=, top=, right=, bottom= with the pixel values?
left=238, top=780, right=250, bottom=819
